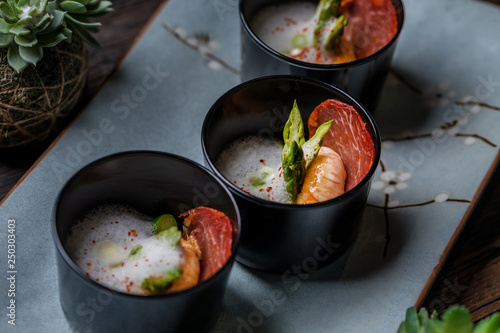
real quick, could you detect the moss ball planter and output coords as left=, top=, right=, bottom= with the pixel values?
left=0, top=0, right=113, bottom=148
left=0, top=35, right=88, bottom=148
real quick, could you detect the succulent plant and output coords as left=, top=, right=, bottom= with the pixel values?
left=0, top=0, right=112, bottom=72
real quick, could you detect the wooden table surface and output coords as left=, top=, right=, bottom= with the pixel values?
left=0, top=0, right=498, bottom=327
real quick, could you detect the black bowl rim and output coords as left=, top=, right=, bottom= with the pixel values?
left=239, top=0, right=405, bottom=70
left=201, top=75, right=381, bottom=209
left=52, top=150, right=241, bottom=300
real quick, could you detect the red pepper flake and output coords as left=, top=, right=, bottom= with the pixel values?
left=86, top=273, right=90, bottom=277
left=91, top=227, right=95, bottom=230
left=135, top=264, right=138, bottom=267
left=259, top=189, right=264, bottom=192
left=96, top=278, right=99, bottom=282
left=233, top=180, right=237, bottom=184
left=131, top=238, right=134, bottom=242
left=284, top=17, right=297, bottom=25
left=145, top=259, right=149, bottom=262
left=266, top=187, right=272, bottom=192
left=121, top=262, right=125, bottom=267
left=86, top=262, right=92, bottom=266
left=112, top=274, right=115, bottom=278
left=260, top=159, right=266, bottom=165
left=115, top=221, right=119, bottom=224
left=92, top=240, right=95, bottom=244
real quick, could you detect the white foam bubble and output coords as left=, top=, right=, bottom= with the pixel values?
left=64, top=204, right=183, bottom=295
left=251, top=3, right=315, bottom=51
left=216, top=136, right=292, bottom=204
left=250, top=2, right=335, bottom=63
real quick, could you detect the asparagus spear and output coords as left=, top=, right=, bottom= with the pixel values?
left=282, top=100, right=307, bottom=201
left=282, top=101, right=334, bottom=202
left=302, top=118, right=333, bottom=169
left=313, top=0, right=342, bottom=46
left=323, top=14, right=348, bottom=51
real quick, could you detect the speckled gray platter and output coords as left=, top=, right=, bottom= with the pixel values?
left=1, top=0, right=500, bottom=332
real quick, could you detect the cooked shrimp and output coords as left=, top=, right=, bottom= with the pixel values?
left=167, top=238, right=200, bottom=293
left=297, top=146, right=346, bottom=204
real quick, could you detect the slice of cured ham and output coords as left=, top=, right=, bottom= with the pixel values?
left=181, top=207, right=233, bottom=283
left=308, top=99, right=375, bottom=192
left=339, top=0, right=398, bottom=59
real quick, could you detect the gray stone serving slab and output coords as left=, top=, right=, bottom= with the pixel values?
left=1, top=0, right=500, bottom=332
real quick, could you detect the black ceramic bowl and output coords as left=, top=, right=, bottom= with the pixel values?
left=52, top=151, right=240, bottom=333
left=202, top=76, right=380, bottom=273
left=240, top=0, right=405, bottom=112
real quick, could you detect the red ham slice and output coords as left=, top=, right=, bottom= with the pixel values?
left=339, top=0, right=398, bottom=59
left=181, top=207, right=232, bottom=283
left=308, top=99, right=375, bottom=192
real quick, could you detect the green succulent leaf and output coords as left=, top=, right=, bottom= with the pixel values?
left=473, top=313, right=500, bottom=333
left=41, top=9, right=65, bottom=34
left=45, top=0, right=57, bottom=12
left=33, top=12, right=50, bottom=29
left=84, top=0, right=113, bottom=17
left=0, top=18, right=13, bottom=33
left=0, top=33, right=14, bottom=47
left=404, top=307, right=422, bottom=333
left=17, top=0, right=31, bottom=7
left=418, top=308, right=432, bottom=329
left=67, top=19, right=99, bottom=47
left=10, top=21, right=31, bottom=35
left=59, top=1, right=87, bottom=14
left=33, top=14, right=51, bottom=32
left=7, top=44, right=28, bottom=72
left=37, top=30, right=66, bottom=47
left=37, top=0, right=49, bottom=12
left=72, top=0, right=90, bottom=6
left=61, top=25, right=72, bottom=42
left=440, top=306, right=473, bottom=333
left=399, top=307, right=500, bottom=333
left=65, top=13, right=101, bottom=28
left=14, top=33, right=37, bottom=47
left=424, top=320, right=446, bottom=333
left=0, top=2, right=17, bottom=22
left=19, top=43, right=42, bottom=65
left=1, top=0, right=112, bottom=71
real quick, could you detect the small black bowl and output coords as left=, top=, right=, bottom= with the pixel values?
left=202, top=76, right=380, bottom=273
left=240, top=0, right=405, bottom=112
left=52, top=151, right=240, bottom=333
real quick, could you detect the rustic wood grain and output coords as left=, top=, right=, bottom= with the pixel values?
left=0, top=0, right=498, bottom=326
left=421, top=163, right=500, bottom=321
